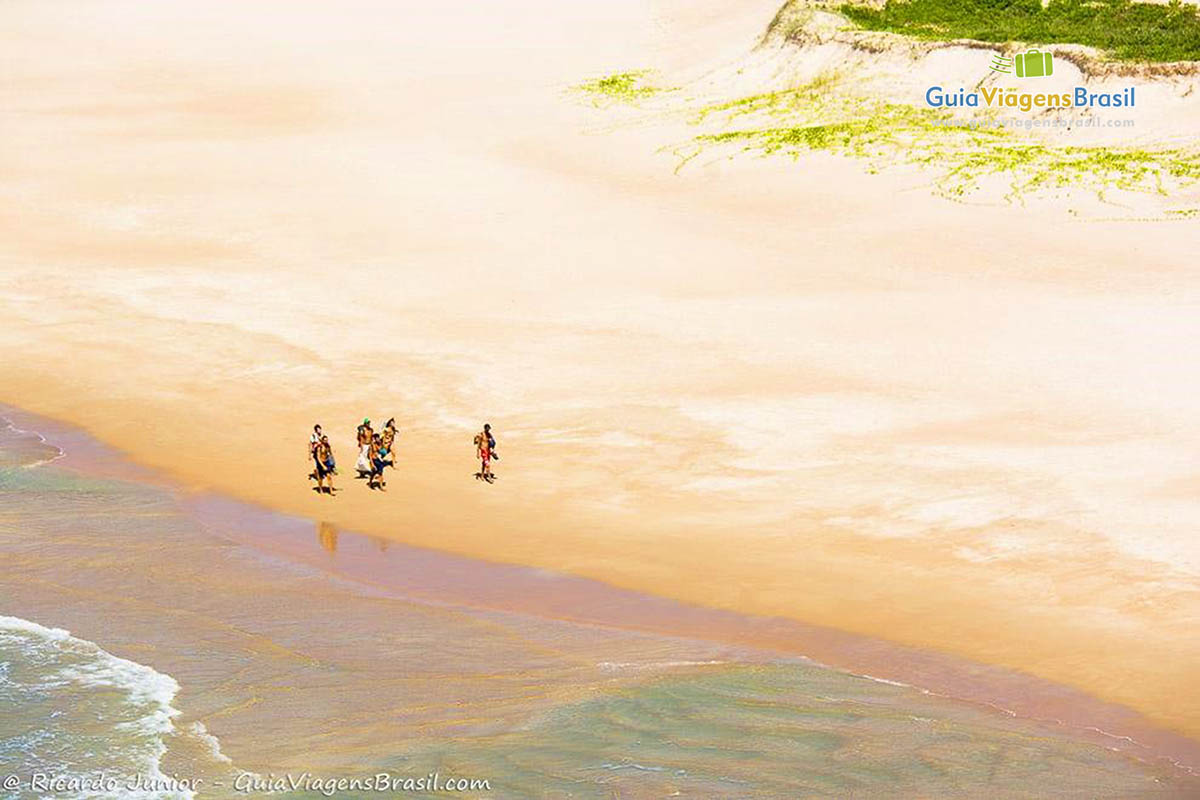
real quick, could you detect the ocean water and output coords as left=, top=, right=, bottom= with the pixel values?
left=430, top=663, right=1196, bottom=799
left=1, top=412, right=1197, bottom=799
left=0, top=421, right=204, bottom=799
left=0, top=616, right=203, bottom=800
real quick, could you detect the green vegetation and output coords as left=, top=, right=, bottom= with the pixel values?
left=572, top=69, right=1200, bottom=205
left=696, top=119, right=1200, bottom=199
left=840, top=0, right=1200, bottom=62
left=678, top=80, right=1200, bottom=201
left=573, top=71, right=670, bottom=105
left=692, top=72, right=845, bottom=123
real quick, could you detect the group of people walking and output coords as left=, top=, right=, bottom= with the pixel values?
left=307, top=418, right=498, bottom=494
left=354, top=417, right=398, bottom=489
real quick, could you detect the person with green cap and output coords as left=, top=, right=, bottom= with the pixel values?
left=355, top=417, right=374, bottom=477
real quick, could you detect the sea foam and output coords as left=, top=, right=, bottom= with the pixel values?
left=0, top=615, right=214, bottom=800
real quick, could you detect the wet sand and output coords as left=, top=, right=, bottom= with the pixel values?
left=2, top=406, right=1198, bottom=798
left=2, top=0, right=1199, bottom=753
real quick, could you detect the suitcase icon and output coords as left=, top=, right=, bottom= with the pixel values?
left=1014, top=49, right=1053, bottom=78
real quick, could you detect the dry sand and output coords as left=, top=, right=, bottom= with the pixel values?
left=2, top=0, right=1198, bottom=745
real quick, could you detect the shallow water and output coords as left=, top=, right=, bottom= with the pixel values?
left=0, top=616, right=222, bottom=800
left=1, top=413, right=1196, bottom=799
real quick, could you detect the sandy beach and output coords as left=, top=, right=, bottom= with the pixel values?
left=2, top=0, right=1198, bottom=767
left=3, top=406, right=1197, bottom=797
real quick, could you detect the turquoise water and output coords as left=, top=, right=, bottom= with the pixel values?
left=429, top=663, right=1197, bottom=799
left=0, top=420, right=215, bottom=799
left=0, top=616, right=207, bottom=800
left=1, top=413, right=1197, bottom=799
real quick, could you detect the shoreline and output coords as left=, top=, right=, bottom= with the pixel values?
left=3, top=0, right=1198, bottom=772
left=5, top=402, right=1199, bottom=778
left=6, top=363, right=1200, bottom=748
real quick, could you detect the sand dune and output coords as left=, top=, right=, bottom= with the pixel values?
left=2, top=0, right=1198, bottom=744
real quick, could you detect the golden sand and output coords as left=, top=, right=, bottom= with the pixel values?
left=2, top=0, right=1198, bottom=742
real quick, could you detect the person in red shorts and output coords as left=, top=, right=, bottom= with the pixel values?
left=474, top=429, right=494, bottom=482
